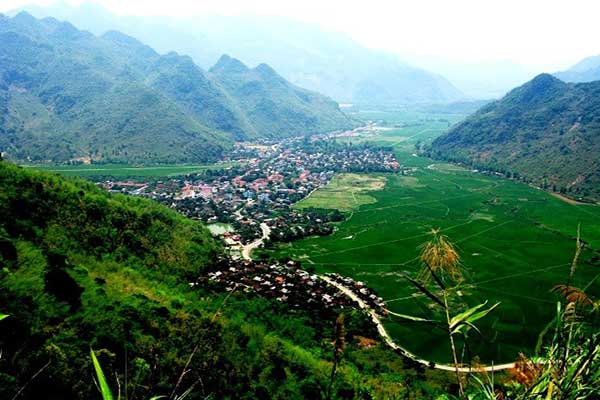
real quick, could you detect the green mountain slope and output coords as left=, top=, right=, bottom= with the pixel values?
left=430, top=74, right=600, bottom=200
left=0, top=13, right=354, bottom=164
left=0, top=161, right=448, bottom=398
left=12, top=3, right=466, bottom=105
left=209, top=55, right=353, bottom=137
left=0, top=13, right=231, bottom=164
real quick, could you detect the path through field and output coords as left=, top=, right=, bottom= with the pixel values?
left=320, top=276, right=517, bottom=373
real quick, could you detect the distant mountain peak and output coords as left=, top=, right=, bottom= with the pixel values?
left=506, top=73, right=566, bottom=104
left=210, top=54, right=249, bottom=74
left=13, top=10, right=35, bottom=21
left=530, top=73, right=563, bottom=85
left=254, top=63, right=276, bottom=75
left=9, top=2, right=468, bottom=105
left=253, top=62, right=286, bottom=84
left=554, top=54, right=600, bottom=83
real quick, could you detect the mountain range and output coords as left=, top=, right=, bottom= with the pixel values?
left=555, top=55, right=600, bottom=83
left=0, top=12, right=353, bottom=164
left=14, top=2, right=467, bottom=105
left=430, top=73, right=600, bottom=200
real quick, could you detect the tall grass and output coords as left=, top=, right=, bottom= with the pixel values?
left=389, top=229, right=499, bottom=398
left=327, top=313, right=347, bottom=400
left=504, top=230, right=599, bottom=399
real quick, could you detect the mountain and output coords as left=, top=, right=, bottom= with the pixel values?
left=403, top=56, right=538, bottom=99
left=0, top=161, right=446, bottom=398
left=555, top=55, right=600, bottom=83
left=430, top=74, right=600, bottom=200
left=209, top=55, right=352, bottom=136
left=0, top=13, right=353, bottom=164
left=14, top=2, right=466, bottom=105
left=0, top=12, right=231, bottom=164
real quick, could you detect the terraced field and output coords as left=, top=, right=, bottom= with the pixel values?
left=270, top=112, right=600, bottom=364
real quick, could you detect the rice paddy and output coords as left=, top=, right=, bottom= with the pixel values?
left=22, top=161, right=238, bottom=177
left=269, top=111, right=600, bottom=364
left=295, top=173, right=386, bottom=212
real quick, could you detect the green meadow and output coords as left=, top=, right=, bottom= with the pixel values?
left=295, top=173, right=386, bottom=212
left=21, top=162, right=238, bottom=178
left=269, top=110, right=600, bottom=364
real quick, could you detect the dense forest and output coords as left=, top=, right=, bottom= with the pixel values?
left=430, top=74, right=600, bottom=200
left=0, top=161, right=453, bottom=399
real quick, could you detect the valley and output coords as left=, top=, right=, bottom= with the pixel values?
left=36, top=109, right=600, bottom=368
left=2, top=3, right=600, bottom=397
left=261, top=111, right=600, bottom=364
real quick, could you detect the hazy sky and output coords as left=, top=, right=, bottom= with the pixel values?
left=2, top=0, right=599, bottom=70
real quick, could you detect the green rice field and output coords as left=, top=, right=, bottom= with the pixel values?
left=21, top=162, right=238, bottom=177
left=295, top=173, right=386, bottom=212
left=269, top=110, right=600, bottom=364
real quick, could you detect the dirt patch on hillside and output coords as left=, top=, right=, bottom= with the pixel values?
left=550, top=192, right=592, bottom=205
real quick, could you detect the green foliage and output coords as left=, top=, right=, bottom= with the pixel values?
left=0, top=13, right=353, bottom=164
left=431, top=73, right=600, bottom=201
left=0, top=161, right=449, bottom=399
left=448, top=301, right=499, bottom=336
left=90, top=349, right=114, bottom=400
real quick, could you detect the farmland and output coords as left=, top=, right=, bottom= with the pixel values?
left=295, top=173, right=386, bottom=212
left=21, top=162, right=238, bottom=178
left=268, top=110, right=600, bottom=364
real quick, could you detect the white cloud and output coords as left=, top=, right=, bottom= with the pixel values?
left=2, top=0, right=599, bottom=70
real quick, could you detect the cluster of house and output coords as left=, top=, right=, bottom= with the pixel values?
left=267, top=208, right=343, bottom=243
left=205, top=260, right=357, bottom=311
left=324, top=273, right=387, bottom=313
left=97, top=138, right=403, bottom=245
left=93, top=130, right=424, bottom=262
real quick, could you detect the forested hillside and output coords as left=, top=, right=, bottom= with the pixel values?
left=430, top=73, right=600, bottom=200
left=209, top=55, right=352, bottom=137
left=0, top=161, right=448, bottom=399
left=13, top=3, right=466, bottom=105
left=0, top=12, right=353, bottom=164
left=0, top=12, right=230, bottom=164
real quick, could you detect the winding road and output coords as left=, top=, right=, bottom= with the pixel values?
left=241, top=223, right=271, bottom=260
left=235, top=211, right=515, bottom=372
left=319, top=276, right=517, bottom=373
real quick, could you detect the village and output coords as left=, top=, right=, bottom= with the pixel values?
left=95, top=133, right=403, bottom=318
left=98, top=135, right=405, bottom=249
left=201, top=259, right=387, bottom=316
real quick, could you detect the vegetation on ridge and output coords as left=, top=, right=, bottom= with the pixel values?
left=0, top=12, right=354, bottom=164
left=430, top=73, right=600, bottom=201
left=0, top=161, right=452, bottom=399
